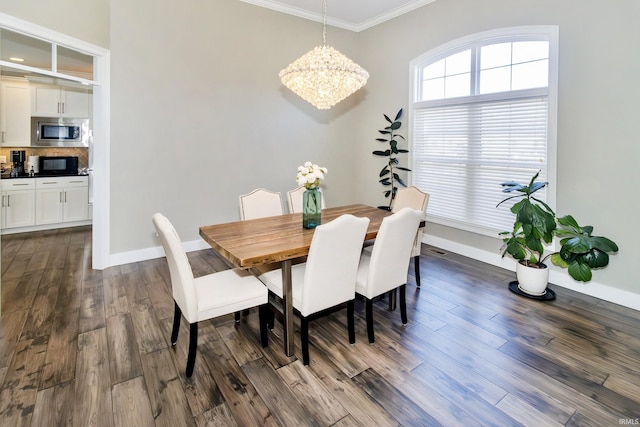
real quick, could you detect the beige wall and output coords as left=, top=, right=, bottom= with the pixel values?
left=0, top=0, right=109, bottom=48
left=1, top=0, right=638, bottom=296
left=109, top=0, right=363, bottom=252
left=356, top=0, right=640, bottom=293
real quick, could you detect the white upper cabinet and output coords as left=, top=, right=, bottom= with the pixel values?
left=0, top=78, right=31, bottom=146
left=31, top=84, right=90, bottom=118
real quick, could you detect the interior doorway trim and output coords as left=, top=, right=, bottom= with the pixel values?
left=0, top=12, right=111, bottom=269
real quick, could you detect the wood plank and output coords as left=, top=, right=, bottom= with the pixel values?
left=305, top=348, right=400, bottom=427
left=106, top=314, right=144, bottom=384
left=102, top=271, right=130, bottom=318
left=130, top=299, right=166, bottom=354
left=79, top=281, right=106, bottom=333
left=0, top=309, right=29, bottom=368
left=495, top=393, right=565, bottom=427
left=73, top=328, right=114, bottom=427
left=158, top=317, right=225, bottom=416
left=111, top=376, right=155, bottom=427
left=351, top=368, right=444, bottom=426
left=197, top=321, right=277, bottom=427
left=140, top=348, right=196, bottom=427
left=122, top=268, right=150, bottom=305
left=194, top=403, right=239, bottom=427
left=0, top=336, right=48, bottom=427
left=1, top=270, right=42, bottom=313
left=277, top=359, right=349, bottom=425
left=19, top=284, right=59, bottom=341
left=39, top=308, right=79, bottom=390
left=31, top=380, right=75, bottom=427
left=242, top=358, right=321, bottom=426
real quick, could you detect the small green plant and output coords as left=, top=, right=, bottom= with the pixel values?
left=497, top=171, right=556, bottom=267
left=372, top=108, right=411, bottom=210
left=497, top=171, right=619, bottom=282
left=550, top=215, right=619, bottom=282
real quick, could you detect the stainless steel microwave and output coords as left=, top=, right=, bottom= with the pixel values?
left=31, top=117, right=89, bottom=147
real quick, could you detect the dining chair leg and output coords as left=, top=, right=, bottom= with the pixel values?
left=366, top=299, right=375, bottom=344
left=234, top=311, right=241, bottom=323
left=414, top=255, right=421, bottom=287
left=347, top=300, right=355, bottom=345
left=387, top=289, right=396, bottom=311
left=399, top=284, right=408, bottom=325
left=171, top=301, right=181, bottom=346
left=266, top=306, right=275, bottom=330
left=301, top=316, right=310, bottom=366
left=186, top=323, right=198, bottom=378
left=259, top=305, right=269, bottom=348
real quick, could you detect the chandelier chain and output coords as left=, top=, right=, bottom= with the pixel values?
left=322, top=0, right=327, bottom=45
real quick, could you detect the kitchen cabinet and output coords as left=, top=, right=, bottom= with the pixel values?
left=35, top=176, right=89, bottom=225
left=1, top=179, right=36, bottom=229
left=31, top=84, right=90, bottom=118
left=0, top=78, right=31, bottom=147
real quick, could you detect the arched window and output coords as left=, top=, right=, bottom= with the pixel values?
left=410, top=26, right=558, bottom=236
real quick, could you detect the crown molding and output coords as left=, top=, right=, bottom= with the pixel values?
left=238, top=0, right=438, bottom=32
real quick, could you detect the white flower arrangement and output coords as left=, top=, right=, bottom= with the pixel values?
left=296, top=161, right=328, bottom=189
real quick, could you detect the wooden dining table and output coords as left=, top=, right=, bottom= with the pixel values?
left=199, top=204, right=393, bottom=356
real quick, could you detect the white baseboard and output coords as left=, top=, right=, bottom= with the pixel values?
left=107, top=233, right=639, bottom=312
left=424, top=235, right=640, bottom=312
left=107, top=238, right=211, bottom=267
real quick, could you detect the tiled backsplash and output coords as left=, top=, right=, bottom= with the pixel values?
left=0, top=147, right=89, bottom=169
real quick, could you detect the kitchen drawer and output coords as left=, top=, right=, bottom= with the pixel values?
left=36, top=176, right=88, bottom=189
left=1, top=178, right=35, bottom=190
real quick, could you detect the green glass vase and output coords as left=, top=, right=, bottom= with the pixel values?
left=302, top=187, right=322, bottom=229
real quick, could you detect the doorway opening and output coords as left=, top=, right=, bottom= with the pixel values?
left=0, top=13, right=110, bottom=270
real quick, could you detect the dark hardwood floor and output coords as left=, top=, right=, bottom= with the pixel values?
left=1, top=226, right=639, bottom=426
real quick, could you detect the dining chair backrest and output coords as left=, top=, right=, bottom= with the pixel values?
left=239, top=188, right=284, bottom=220
left=152, top=213, right=198, bottom=322
left=392, top=186, right=429, bottom=215
left=287, top=186, right=326, bottom=213
left=299, top=214, right=369, bottom=316
left=364, top=207, right=423, bottom=298
left=392, top=186, right=429, bottom=256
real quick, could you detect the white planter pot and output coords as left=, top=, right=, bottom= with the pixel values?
left=516, top=261, right=549, bottom=296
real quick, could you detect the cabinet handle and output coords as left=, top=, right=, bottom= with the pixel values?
left=6, top=195, right=10, bottom=207
left=14, top=183, right=29, bottom=186
left=64, top=191, right=67, bottom=203
left=1, top=195, right=4, bottom=207
left=61, top=102, right=65, bottom=114
left=1, top=131, right=4, bottom=143
left=42, top=181, right=58, bottom=185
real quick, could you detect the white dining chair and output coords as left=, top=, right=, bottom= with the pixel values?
left=287, top=186, right=326, bottom=213
left=391, top=186, right=430, bottom=287
left=258, top=214, right=370, bottom=365
left=355, top=207, right=423, bottom=343
left=152, top=213, right=269, bottom=377
left=237, top=188, right=285, bottom=321
left=239, top=188, right=284, bottom=220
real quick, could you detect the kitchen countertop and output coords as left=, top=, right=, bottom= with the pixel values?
left=1, top=173, right=89, bottom=179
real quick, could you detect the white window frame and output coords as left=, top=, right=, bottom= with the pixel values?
left=409, top=26, right=558, bottom=238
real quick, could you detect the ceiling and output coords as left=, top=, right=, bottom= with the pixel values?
left=239, top=0, right=438, bottom=32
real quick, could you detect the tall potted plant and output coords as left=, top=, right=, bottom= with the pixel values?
left=372, top=108, right=411, bottom=210
left=497, top=171, right=618, bottom=295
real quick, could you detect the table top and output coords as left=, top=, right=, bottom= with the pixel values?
left=199, top=204, right=392, bottom=268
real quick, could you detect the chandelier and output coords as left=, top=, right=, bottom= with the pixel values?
left=279, top=0, right=369, bottom=110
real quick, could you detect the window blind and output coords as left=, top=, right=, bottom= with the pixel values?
left=412, top=95, right=549, bottom=234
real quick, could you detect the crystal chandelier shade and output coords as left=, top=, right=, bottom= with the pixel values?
left=278, top=0, right=369, bottom=110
